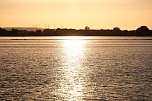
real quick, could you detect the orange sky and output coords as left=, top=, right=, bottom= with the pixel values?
left=0, top=0, right=152, bottom=30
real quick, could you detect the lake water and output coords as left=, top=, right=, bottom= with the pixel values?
left=0, top=36, right=152, bottom=101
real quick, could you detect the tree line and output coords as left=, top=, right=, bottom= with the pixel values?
left=0, top=26, right=151, bottom=36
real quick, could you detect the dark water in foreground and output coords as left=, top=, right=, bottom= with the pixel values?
left=0, top=36, right=152, bottom=101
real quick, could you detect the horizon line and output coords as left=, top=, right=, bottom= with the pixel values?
left=1, top=26, right=152, bottom=31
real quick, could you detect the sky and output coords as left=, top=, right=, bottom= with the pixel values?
left=0, top=0, right=152, bottom=30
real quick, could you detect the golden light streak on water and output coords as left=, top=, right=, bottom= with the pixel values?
left=58, top=39, right=86, bottom=100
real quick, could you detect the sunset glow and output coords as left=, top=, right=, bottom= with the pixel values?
left=0, top=0, right=152, bottom=29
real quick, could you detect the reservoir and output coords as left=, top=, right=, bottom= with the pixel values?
left=0, top=36, right=152, bottom=101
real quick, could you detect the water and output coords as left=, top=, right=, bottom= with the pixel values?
left=0, top=36, right=152, bottom=101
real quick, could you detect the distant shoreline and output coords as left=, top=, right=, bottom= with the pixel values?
left=0, top=26, right=152, bottom=36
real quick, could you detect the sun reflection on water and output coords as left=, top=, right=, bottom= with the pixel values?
left=59, top=38, right=86, bottom=100
left=63, top=39, right=85, bottom=57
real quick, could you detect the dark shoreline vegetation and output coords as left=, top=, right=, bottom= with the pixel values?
left=0, top=26, right=152, bottom=36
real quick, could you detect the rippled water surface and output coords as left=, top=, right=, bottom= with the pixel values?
left=0, top=36, right=152, bottom=101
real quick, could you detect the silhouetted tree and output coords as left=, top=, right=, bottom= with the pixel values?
left=85, top=26, right=90, bottom=30
left=36, top=30, right=42, bottom=35
left=0, top=28, right=8, bottom=36
left=43, top=29, right=54, bottom=35
left=136, top=26, right=151, bottom=36
left=112, top=27, right=122, bottom=35
left=113, top=27, right=121, bottom=31
left=11, top=29, right=20, bottom=35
